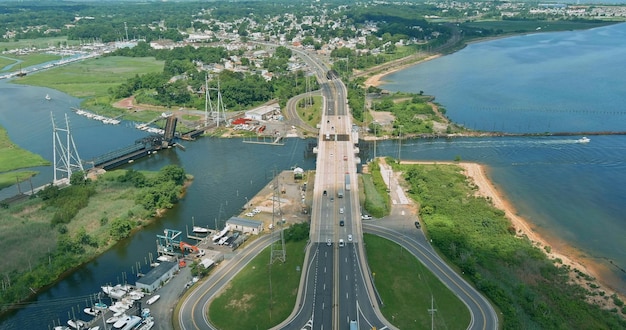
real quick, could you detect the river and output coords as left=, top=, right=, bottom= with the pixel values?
left=2, top=23, right=626, bottom=329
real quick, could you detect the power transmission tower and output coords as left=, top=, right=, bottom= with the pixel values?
left=51, top=113, right=83, bottom=184
left=205, top=76, right=226, bottom=127
left=270, top=170, right=286, bottom=264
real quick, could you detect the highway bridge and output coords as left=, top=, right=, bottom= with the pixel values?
left=177, top=47, right=498, bottom=330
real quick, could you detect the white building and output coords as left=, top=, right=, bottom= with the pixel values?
left=245, top=104, right=279, bottom=121
left=226, top=217, right=264, bottom=235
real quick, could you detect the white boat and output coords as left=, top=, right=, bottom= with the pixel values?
left=67, top=319, right=87, bottom=329
left=577, top=136, right=590, bottom=143
left=45, top=94, right=51, bottom=101
left=93, top=302, right=108, bottom=310
left=136, top=316, right=155, bottom=330
left=106, top=314, right=122, bottom=324
left=193, top=226, right=209, bottom=234
left=88, top=327, right=100, bottom=330
left=116, top=315, right=141, bottom=330
left=83, top=307, right=101, bottom=316
left=146, top=294, right=160, bottom=305
left=113, top=315, right=132, bottom=328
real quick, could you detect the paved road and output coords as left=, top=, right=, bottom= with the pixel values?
left=177, top=45, right=497, bottom=330
left=177, top=234, right=277, bottom=330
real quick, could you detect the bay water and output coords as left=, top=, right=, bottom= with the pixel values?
left=1, top=22, right=626, bottom=328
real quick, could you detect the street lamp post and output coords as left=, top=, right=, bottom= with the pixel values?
left=398, top=125, right=403, bottom=162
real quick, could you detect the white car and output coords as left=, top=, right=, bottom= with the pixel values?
left=361, top=214, right=372, bottom=220
left=326, top=239, right=332, bottom=246
left=347, top=234, right=353, bottom=242
left=246, top=212, right=255, bottom=217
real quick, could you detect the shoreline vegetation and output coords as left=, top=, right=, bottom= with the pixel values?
left=397, top=160, right=626, bottom=324
left=384, top=159, right=626, bottom=326
left=0, top=166, right=191, bottom=314
left=2, top=9, right=624, bottom=325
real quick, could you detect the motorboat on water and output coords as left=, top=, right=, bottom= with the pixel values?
left=113, top=315, right=141, bottom=330
left=54, top=326, right=70, bottom=330
left=577, top=136, right=590, bottom=143
left=93, top=302, right=108, bottom=310
left=106, top=313, right=125, bottom=324
left=113, top=315, right=132, bottom=328
left=67, top=319, right=87, bottom=329
left=136, top=316, right=155, bottom=330
left=45, top=94, right=51, bottom=101
left=193, top=226, right=209, bottom=234
left=83, top=307, right=101, bottom=316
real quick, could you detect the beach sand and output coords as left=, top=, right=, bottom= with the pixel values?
left=401, top=160, right=625, bottom=308
left=364, top=54, right=441, bottom=88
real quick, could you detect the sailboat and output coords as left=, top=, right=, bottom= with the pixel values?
left=45, top=94, right=51, bottom=101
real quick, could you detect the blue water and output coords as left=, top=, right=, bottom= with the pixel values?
left=383, top=23, right=626, bottom=133
left=2, top=22, right=626, bottom=328
left=381, top=22, right=626, bottom=294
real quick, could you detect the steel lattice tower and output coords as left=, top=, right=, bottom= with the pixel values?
left=51, top=113, right=83, bottom=183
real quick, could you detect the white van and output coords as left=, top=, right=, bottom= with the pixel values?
left=339, top=239, right=345, bottom=247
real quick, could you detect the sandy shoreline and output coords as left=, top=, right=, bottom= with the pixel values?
left=401, top=160, right=624, bottom=307
left=364, top=54, right=441, bottom=88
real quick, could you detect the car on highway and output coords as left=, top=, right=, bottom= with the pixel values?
left=361, top=214, right=372, bottom=220
left=339, top=239, right=345, bottom=247
left=415, top=221, right=421, bottom=229
left=339, top=220, right=345, bottom=226
left=326, top=239, right=332, bottom=246
left=343, top=155, right=347, bottom=161
left=339, top=207, right=344, bottom=214
left=330, top=197, right=334, bottom=202
left=323, top=190, right=327, bottom=196
left=347, top=234, right=352, bottom=242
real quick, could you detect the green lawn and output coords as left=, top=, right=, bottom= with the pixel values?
left=0, top=37, right=81, bottom=51
left=365, top=234, right=471, bottom=329
left=0, top=127, right=50, bottom=187
left=209, top=239, right=306, bottom=329
left=14, top=56, right=164, bottom=98
left=299, top=95, right=323, bottom=128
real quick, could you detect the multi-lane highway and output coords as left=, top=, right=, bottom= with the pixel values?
left=177, top=47, right=498, bottom=330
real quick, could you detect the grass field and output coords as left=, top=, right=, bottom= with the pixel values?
left=299, top=95, right=323, bottom=128
left=208, top=239, right=306, bottom=329
left=364, top=234, right=471, bottom=329
left=0, top=126, right=50, bottom=188
left=0, top=171, right=39, bottom=190
left=0, top=37, right=81, bottom=51
left=0, top=170, right=151, bottom=276
left=14, top=56, right=164, bottom=98
left=0, top=53, right=61, bottom=72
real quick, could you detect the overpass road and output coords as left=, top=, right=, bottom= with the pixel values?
left=177, top=47, right=497, bottom=330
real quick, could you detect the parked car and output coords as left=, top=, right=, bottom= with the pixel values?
left=415, top=221, right=421, bottom=229
left=361, top=214, right=372, bottom=220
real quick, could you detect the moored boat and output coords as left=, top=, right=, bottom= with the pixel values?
left=193, top=226, right=209, bottom=234
left=136, top=316, right=155, bottom=330
left=67, top=319, right=86, bottom=329
left=83, top=307, right=101, bottom=316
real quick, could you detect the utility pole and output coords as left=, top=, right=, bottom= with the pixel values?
left=428, top=295, right=437, bottom=330
left=398, top=125, right=403, bottom=162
